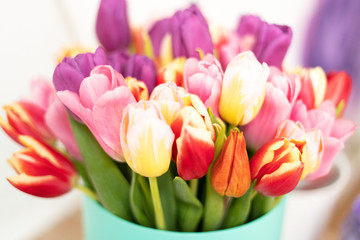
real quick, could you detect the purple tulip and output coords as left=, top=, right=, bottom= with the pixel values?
left=303, top=0, right=360, bottom=111
left=149, top=18, right=171, bottom=57
left=124, top=54, right=157, bottom=93
left=96, top=0, right=130, bottom=52
left=237, top=15, right=292, bottom=67
left=53, top=47, right=108, bottom=94
left=171, top=5, right=213, bottom=58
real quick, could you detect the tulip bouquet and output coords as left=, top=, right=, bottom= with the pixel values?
left=1, top=0, right=357, bottom=233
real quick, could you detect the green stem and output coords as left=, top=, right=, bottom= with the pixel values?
left=138, top=175, right=153, bottom=211
left=190, top=179, right=199, bottom=196
left=149, top=177, right=166, bottom=230
left=76, top=184, right=98, bottom=201
left=251, top=189, right=258, bottom=200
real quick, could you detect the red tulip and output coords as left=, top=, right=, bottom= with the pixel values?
left=171, top=94, right=215, bottom=180
left=211, top=130, right=251, bottom=197
left=250, top=138, right=305, bottom=196
left=325, top=71, right=352, bottom=117
left=7, top=136, right=77, bottom=198
left=0, top=102, right=55, bottom=145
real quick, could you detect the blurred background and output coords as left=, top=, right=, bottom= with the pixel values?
left=0, top=0, right=358, bottom=239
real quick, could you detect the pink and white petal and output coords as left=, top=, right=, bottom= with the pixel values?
left=45, top=99, right=82, bottom=160
left=306, top=136, right=343, bottom=180
left=79, top=74, right=111, bottom=109
left=331, top=119, right=357, bottom=141
left=29, top=79, right=56, bottom=110
left=91, top=65, right=126, bottom=88
left=93, top=86, right=136, bottom=161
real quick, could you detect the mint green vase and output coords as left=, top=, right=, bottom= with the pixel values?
left=83, top=196, right=285, bottom=240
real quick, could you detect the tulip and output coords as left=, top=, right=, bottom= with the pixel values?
left=250, top=138, right=305, bottom=196
left=291, top=100, right=357, bottom=179
left=290, top=67, right=327, bottom=109
left=0, top=101, right=55, bottom=145
left=53, top=47, right=108, bottom=94
left=275, top=120, right=324, bottom=178
left=7, top=136, right=77, bottom=198
left=218, top=51, right=269, bottom=126
left=157, top=57, right=186, bottom=87
left=120, top=100, right=175, bottom=177
left=324, top=71, right=352, bottom=117
left=125, top=77, right=149, bottom=101
left=242, top=67, right=301, bottom=150
left=57, top=65, right=136, bottom=161
left=211, top=130, right=251, bottom=197
left=123, top=54, right=157, bottom=93
left=171, top=5, right=214, bottom=58
left=150, top=82, right=186, bottom=125
left=171, top=94, right=215, bottom=180
left=149, top=18, right=171, bottom=57
left=184, top=54, right=224, bottom=117
left=57, top=46, right=93, bottom=63
left=237, top=15, right=292, bottom=68
left=96, top=0, right=130, bottom=52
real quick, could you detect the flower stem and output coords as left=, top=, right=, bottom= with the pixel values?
left=149, top=177, right=166, bottom=230
left=75, top=184, right=98, bottom=201
left=190, top=179, right=199, bottom=196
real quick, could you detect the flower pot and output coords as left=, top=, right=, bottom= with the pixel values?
left=82, top=196, right=286, bottom=240
left=282, top=151, right=351, bottom=240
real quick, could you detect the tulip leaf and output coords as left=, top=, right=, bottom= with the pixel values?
left=202, top=172, right=224, bottom=231
left=249, top=193, right=276, bottom=221
left=222, top=183, right=254, bottom=228
left=157, top=171, right=177, bottom=231
left=69, top=116, right=133, bottom=221
left=130, top=172, right=154, bottom=227
left=173, top=177, right=203, bottom=232
left=208, top=108, right=227, bottom=160
left=72, top=159, right=94, bottom=190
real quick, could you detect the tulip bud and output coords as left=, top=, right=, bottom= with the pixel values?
left=120, top=100, right=175, bottom=177
left=184, top=54, right=224, bottom=117
left=219, top=51, right=269, bottom=125
left=325, top=71, right=352, bottom=117
left=170, top=5, right=214, bottom=58
left=171, top=94, right=215, bottom=180
left=96, top=0, right=130, bottom=52
left=125, top=77, right=149, bottom=101
left=150, top=82, right=186, bottom=125
left=250, top=138, right=305, bottom=196
left=124, top=54, right=157, bottom=93
left=290, top=67, right=327, bottom=109
left=7, top=136, right=77, bottom=198
left=157, top=57, right=186, bottom=87
left=211, top=130, right=251, bottom=197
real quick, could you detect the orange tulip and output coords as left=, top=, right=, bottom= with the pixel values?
left=211, top=130, right=251, bottom=197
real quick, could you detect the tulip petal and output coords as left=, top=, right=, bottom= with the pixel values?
left=7, top=174, right=72, bottom=198
left=93, top=86, right=136, bottom=160
left=176, top=126, right=215, bottom=180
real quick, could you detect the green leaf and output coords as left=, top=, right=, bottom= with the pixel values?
left=158, top=171, right=177, bottom=231
left=72, top=159, right=94, bottom=190
left=222, top=183, right=254, bottom=228
left=249, top=193, right=276, bottom=221
left=173, top=177, right=203, bottom=232
left=130, top=172, right=154, bottom=227
left=202, top=172, right=224, bottom=231
left=69, top=116, right=133, bottom=221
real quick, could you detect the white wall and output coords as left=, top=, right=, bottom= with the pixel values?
left=0, top=0, right=314, bottom=239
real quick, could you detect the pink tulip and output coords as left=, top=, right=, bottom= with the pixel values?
left=57, top=65, right=136, bottom=161
left=150, top=82, right=186, bottom=125
left=291, top=100, right=357, bottom=179
left=171, top=94, right=215, bottom=180
left=276, top=120, right=324, bottom=178
left=242, top=67, right=301, bottom=150
left=184, top=54, right=224, bottom=116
